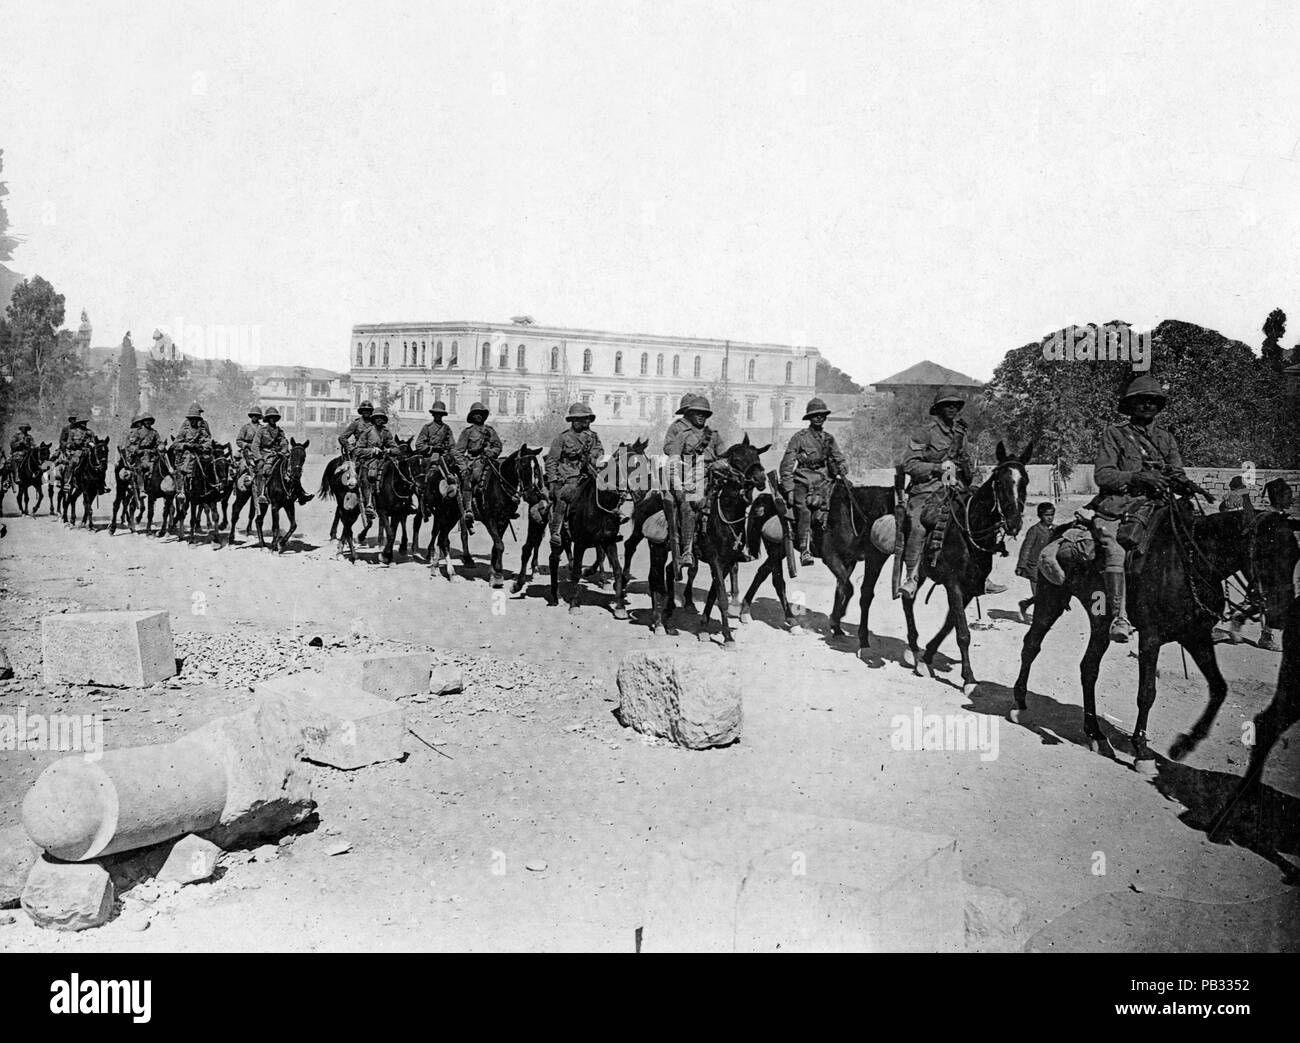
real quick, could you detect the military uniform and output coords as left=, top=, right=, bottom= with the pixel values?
left=236, top=417, right=262, bottom=471
left=663, top=395, right=726, bottom=565
left=354, top=414, right=398, bottom=513
left=546, top=405, right=603, bottom=545
left=252, top=420, right=289, bottom=504
left=780, top=398, right=847, bottom=562
left=175, top=413, right=214, bottom=478
left=414, top=418, right=455, bottom=461
left=64, top=422, right=94, bottom=479
left=455, top=405, right=502, bottom=522
left=58, top=418, right=77, bottom=457
left=8, top=427, right=34, bottom=485
left=338, top=404, right=374, bottom=455
left=126, top=420, right=161, bottom=501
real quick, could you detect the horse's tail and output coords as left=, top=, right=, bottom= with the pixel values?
left=318, top=456, right=340, bottom=501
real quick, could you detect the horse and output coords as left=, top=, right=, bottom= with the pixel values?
left=462, top=446, right=545, bottom=587
left=1010, top=489, right=1258, bottom=772
left=253, top=439, right=311, bottom=553
left=210, top=443, right=235, bottom=530
left=733, top=488, right=808, bottom=630
left=9, top=442, right=50, bottom=515
left=639, top=436, right=768, bottom=641
left=172, top=448, right=222, bottom=542
left=413, top=453, right=471, bottom=579
left=547, top=458, right=628, bottom=617
left=819, top=479, right=896, bottom=651
left=62, top=437, right=109, bottom=530
left=1207, top=510, right=1300, bottom=836
left=317, top=454, right=363, bottom=562
left=365, top=438, right=417, bottom=564
left=901, top=441, right=1033, bottom=695
left=142, top=444, right=178, bottom=536
left=47, top=457, right=64, bottom=516
left=108, top=448, right=139, bottom=534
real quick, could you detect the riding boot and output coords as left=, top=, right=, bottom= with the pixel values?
left=549, top=497, right=567, bottom=547
left=679, top=503, right=696, bottom=567
left=460, top=484, right=475, bottom=532
left=295, top=478, right=314, bottom=505
left=799, top=536, right=814, bottom=568
left=900, top=521, right=926, bottom=597
left=1106, top=571, right=1133, bottom=643
left=1259, top=626, right=1279, bottom=652
left=256, top=474, right=268, bottom=507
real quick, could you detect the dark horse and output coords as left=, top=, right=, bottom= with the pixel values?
left=62, top=437, right=109, bottom=530
left=142, top=444, right=178, bottom=536
left=10, top=442, right=50, bottom=515
left=821, top=480, right=896, bottom=652
left=253, top=439, right=311, bottom=553
left=443, top=446, right=546, bottom=588
left=1010, top=492, right=1258, bottom=772
left=548, top=460, right=628, bottom=617
left=366, top=439, right=417, bottom=565
left=175, top=447, right=226, bottom=543
left=1207, top=510, right=1300, bottom=836
left=641, top=436, right=768, bottom=642
left=902, top=441, right=1033, bottom=695
left=318, top=455, right=363, bottom=562
left=108, top=448, right=139, bottom=534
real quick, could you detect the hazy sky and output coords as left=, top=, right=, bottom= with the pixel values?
left=3, top=0, right=1298, bottom=382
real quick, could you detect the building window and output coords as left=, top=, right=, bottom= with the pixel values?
left=355, top=386, right=362, bottom=405
left=305, top=406, right=316, bottom=422
left=612, top=396, right=622, bottom=418
left=447, top=387, right=457, bottom=412
left=654, top=395, right=664, bottom=416
left=517, top=344, right=526, bottom=370
left=435, top=341, right=443, bottom=366
left=402, top=342, right=408, bottom=367
left=550, top=346, right=559, bottom=371
left=548, top=388, right=562, bottom=409
left=785, top=360, right=793, bottom=383
left=747, top=359, right=756, bottom=381
left=583, top=348, right=592, bottom=373
left=382, top=342, right=390, bottom=367
left=581, top=392, right=592, bottom=407
left=745, top=398, right=755, bottom=420
left=498, top=391, right=508, bottom=415
left=415, top=387, right=424, bottom=411
left=449, top=341, right=458, bottom=366
left=284, top=405, right=295, bottom=421
left=482, top=343, right=491, bottom=369
left=614, top=351, right=623, bottom=375
left=499, top=344, right=509, bottom=368
left=355, top=343, right=363, bottom=367
left=656, top=353, right=664, bottom=376
left=693, top=355, right=701, bottom=378
left=639, top=395, right=647, bottom=418
left=368, top=344, right=376, bottom=367
left=672, top=354, right=680, bottom=376
left=783, top=400, right=791, bottom=421
left=421, top=341, right=427, bottom=367
left=515, top=390, right=525, bottom=415
left=640, top=352, right=648, bottom=375
left=721, top=358, right=728, bottom=381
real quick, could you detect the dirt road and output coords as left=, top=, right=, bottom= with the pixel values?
left=1, top=464, right=1296, bottom=951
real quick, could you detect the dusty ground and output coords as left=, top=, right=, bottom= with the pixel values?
left=0, top=464, right=1296, bottom=952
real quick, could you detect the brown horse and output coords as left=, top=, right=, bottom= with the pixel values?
left=62, top=437, right=109, bottom=530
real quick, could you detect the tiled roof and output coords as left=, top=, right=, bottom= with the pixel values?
left=871, top=360, right=983, bottom=389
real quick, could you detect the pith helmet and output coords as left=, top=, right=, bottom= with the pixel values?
left=358, top=401, right=374, bottom=411
left=928, top=387, right=965, bottom=415
left=186, top=401, right=205, bottom=417
left=128, top=415, right=141, bottom=428
left=674, top=393, right=692, bottom=416
left=684, top=394, right=713, bottom=416
left=467, top=401, right=489, bottom=419
left=262, top=406, right=281, bottom=420
left=18, top=422, right=31, bottom=430
left=1119, top=373, right=1167, bottom=412
left=803, top=397, right=832, bottom=420
left=565, top=401, right=596, bottom=421
left=429, top=401, right=448, bottom=415
left=247, top=406, right=263, bottom=418
left=370, top=406, right=389, bottom=421
left=66, top=414, right=79, bottom=423
left=139, top=413, right=155, bottom=424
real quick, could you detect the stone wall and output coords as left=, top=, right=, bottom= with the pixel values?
left=1182, top=467, right=1300, bottom=502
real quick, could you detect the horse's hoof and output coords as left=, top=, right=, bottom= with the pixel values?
left=1168, top=733, right=1195, bottom=762
left=1133, top=756, right=1159, bottom=778
left=613, top=606, right=628, bottom=620
left=490, top=576, right=503, bottom=589
left=913, top=663, right=924, bottom=678
left=901, top=649, right=915, bottom=669
left=962, top=682, right=979, bottom=698
left=830, top=625, right=844, bottom=637
left=739, top=609, right=752, bottom=623
left=1006, top=707, right=1022, bottom=724
left=720, top=639, right=737, bottom=650
left=568, top=603, right=579, bottom=614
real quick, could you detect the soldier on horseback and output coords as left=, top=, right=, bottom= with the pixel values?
left=235, top=406, right=262, bottom=495
left=125, top=413, right=161, bottom=503
left=353, top=405, right=399, bottom=515
left=455, top=401, right=502, bottom=531
left=252, top=406, right=288, bottom=505
left=1086, top=373, right=1186, bottom=643
left=781, top=397, right=847, bottom=567
left=415, top=399, right=458, bottom=494
left=338, top=400, right=375, bottom=456
left=57, top=411, right=78, bottom=459
left=546, top=402, right=603, bottom=547
left=175, top=402, right=214, bottom=500
left=664, top=394, right=724, bottom=568
left=8, top=423, right=34, bottom=486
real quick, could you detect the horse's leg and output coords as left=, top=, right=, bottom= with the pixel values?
left=548, top=541, right=562, bottom=606
left=739, top=557, right=770, bottom=623
left=768, top=545, right=798, bottom=627
left=254, top=498, right=267, bottom=547
left=826, top=551, right=853, bottom=636
left=490, top=523, right=504, bottom=588
left=855, top=551, right=889, bottom=652
left=567, top=542, right=584, bottom=612
left=1130, top=629, right=1164, bottom=773
left=681, top=563, right=699, bottom=614
left=1009, top=582, right=1070, bottom=721
left=621, top=527, right=642, bottom=587
left=900, top=593, right=921, bottom=669
left=648, top=543, right=664, bottom=633
left=610, top=540, right=628, bottom=619
left=729, top=562, right=741, bottom=610
left=1168, top=632, right=1230, bottom=762
left=708, top=560, right=735, bottom=644
left=947, top=583, right=977, bottom=694
left=279, top=503, right=297, bottom=553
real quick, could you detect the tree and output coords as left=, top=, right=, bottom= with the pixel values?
left=1262, top=308, right=1286, bottom=372
left=0, top=274, right=82, bottom=432
left=702, top=380, right=742, bottom=447
left=839, top=386, right=992, bottom=476
left=203, top=359, right=256, bottom=442
left=146, top=354, right=196, bottom=427
left=117, top=332, right=140, bottom=419
left=816, top=357, right=863, bottom=394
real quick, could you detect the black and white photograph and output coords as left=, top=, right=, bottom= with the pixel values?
left=0, top=0, right=1297, bottom=985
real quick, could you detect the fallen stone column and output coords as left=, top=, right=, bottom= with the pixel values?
left=42, top=610, right=177, bottom=687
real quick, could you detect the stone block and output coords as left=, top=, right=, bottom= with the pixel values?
left=0, top=822, right=41, bottom=909
left=641, top=808, right=964, bottom=952
left=616, top=651, right=741, bottom=749
left=259, top=672, right=405, bottom=770
left=157, top=835, right=221, bottom=884
left=429, top=665, right=464, bottom=695
left=42, top=610, right=175, bottom=687
left=361, top=652, right=432, bottom=700
left=21, top=855, right=115, bottom=931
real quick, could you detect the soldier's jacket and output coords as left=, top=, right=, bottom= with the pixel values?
left=339, top=415, right=373, bottom=450
left=252, top=424, right=289, bottom=462
left=1087, top=418, right=1185, bottom=517
left=58, top=424, right=73, bottom=451
left=127, top=427, right=161, bottom=459
left=901, top=417, right=972, bottom=497
left=9, top=432, right=34, bottom=455
left=415, top=420, right=455, bottom=459
left=781, top=427, right=847, bottom=490
left=65, top=425, right=94, bottom=451
left=546, top=428, right=603, bottom=485
left=664, top=420, right=724, bottom=464
left=455, top=423, right=502, bottom=467
left=353, top=423, right=398, bottom=464
left=176, top=418, right=213, bottom=453
left=236, top=422, right=261, bottom=458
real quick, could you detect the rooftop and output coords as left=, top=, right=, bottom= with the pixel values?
left=871, top=360, right=984, bottom=390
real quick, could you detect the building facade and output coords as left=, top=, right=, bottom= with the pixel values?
left=347, top=319, right=821, bottom=448
left=253, top=366, right=353, bottom=446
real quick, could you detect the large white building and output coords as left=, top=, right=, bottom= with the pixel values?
left=348, top=319, right=822, bottom=448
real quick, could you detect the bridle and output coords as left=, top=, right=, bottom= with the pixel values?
left=953, top=460, right=1024, bottom=555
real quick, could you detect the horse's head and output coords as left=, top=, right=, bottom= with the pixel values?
left=509, top=444, right=547, bottom=503
left=91, top=436, right=110, bottom=471
left=722, top=433, right=770, bottom=491
left=989, top=439, right=1033, bottom=537
left=288, top=438, right=310, bottom=482
left=37, top=442, right=51, bottom=462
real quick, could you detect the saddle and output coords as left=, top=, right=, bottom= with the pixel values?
left=919, top=486, right=967, bottom=567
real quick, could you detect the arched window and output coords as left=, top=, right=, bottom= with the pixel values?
left=582, top=348, right=593, bottom=373
left=499, top=344, right=509, bottom=368
left=656, top=353, right=664, bottom=376
left=693, top=355, right=701, bottom=378
left=482, top=343, right=491, bottom=369
left=420, top=341, right=427, bottom=367
left=369, top=343, right=376, bottom=367
left=550, top=346, right=559, bottom=371
left=382, top=342, right=390, bottom=367
left=785, top=360, right=793, bottom=383
left=517, top=344, right=526, bottom=370
left=449, top=341, right=458, bottom=366
left=614, top=351, right=623, bottom=374
left=435, top=341, right=443, bottom=366
left=356, top=342, right=363, bottom=366
left=640, top=352, right=648, bottom=375
left=402, top=342, right=409, bottom=367
left=672, top=355, right=680, bottom=376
